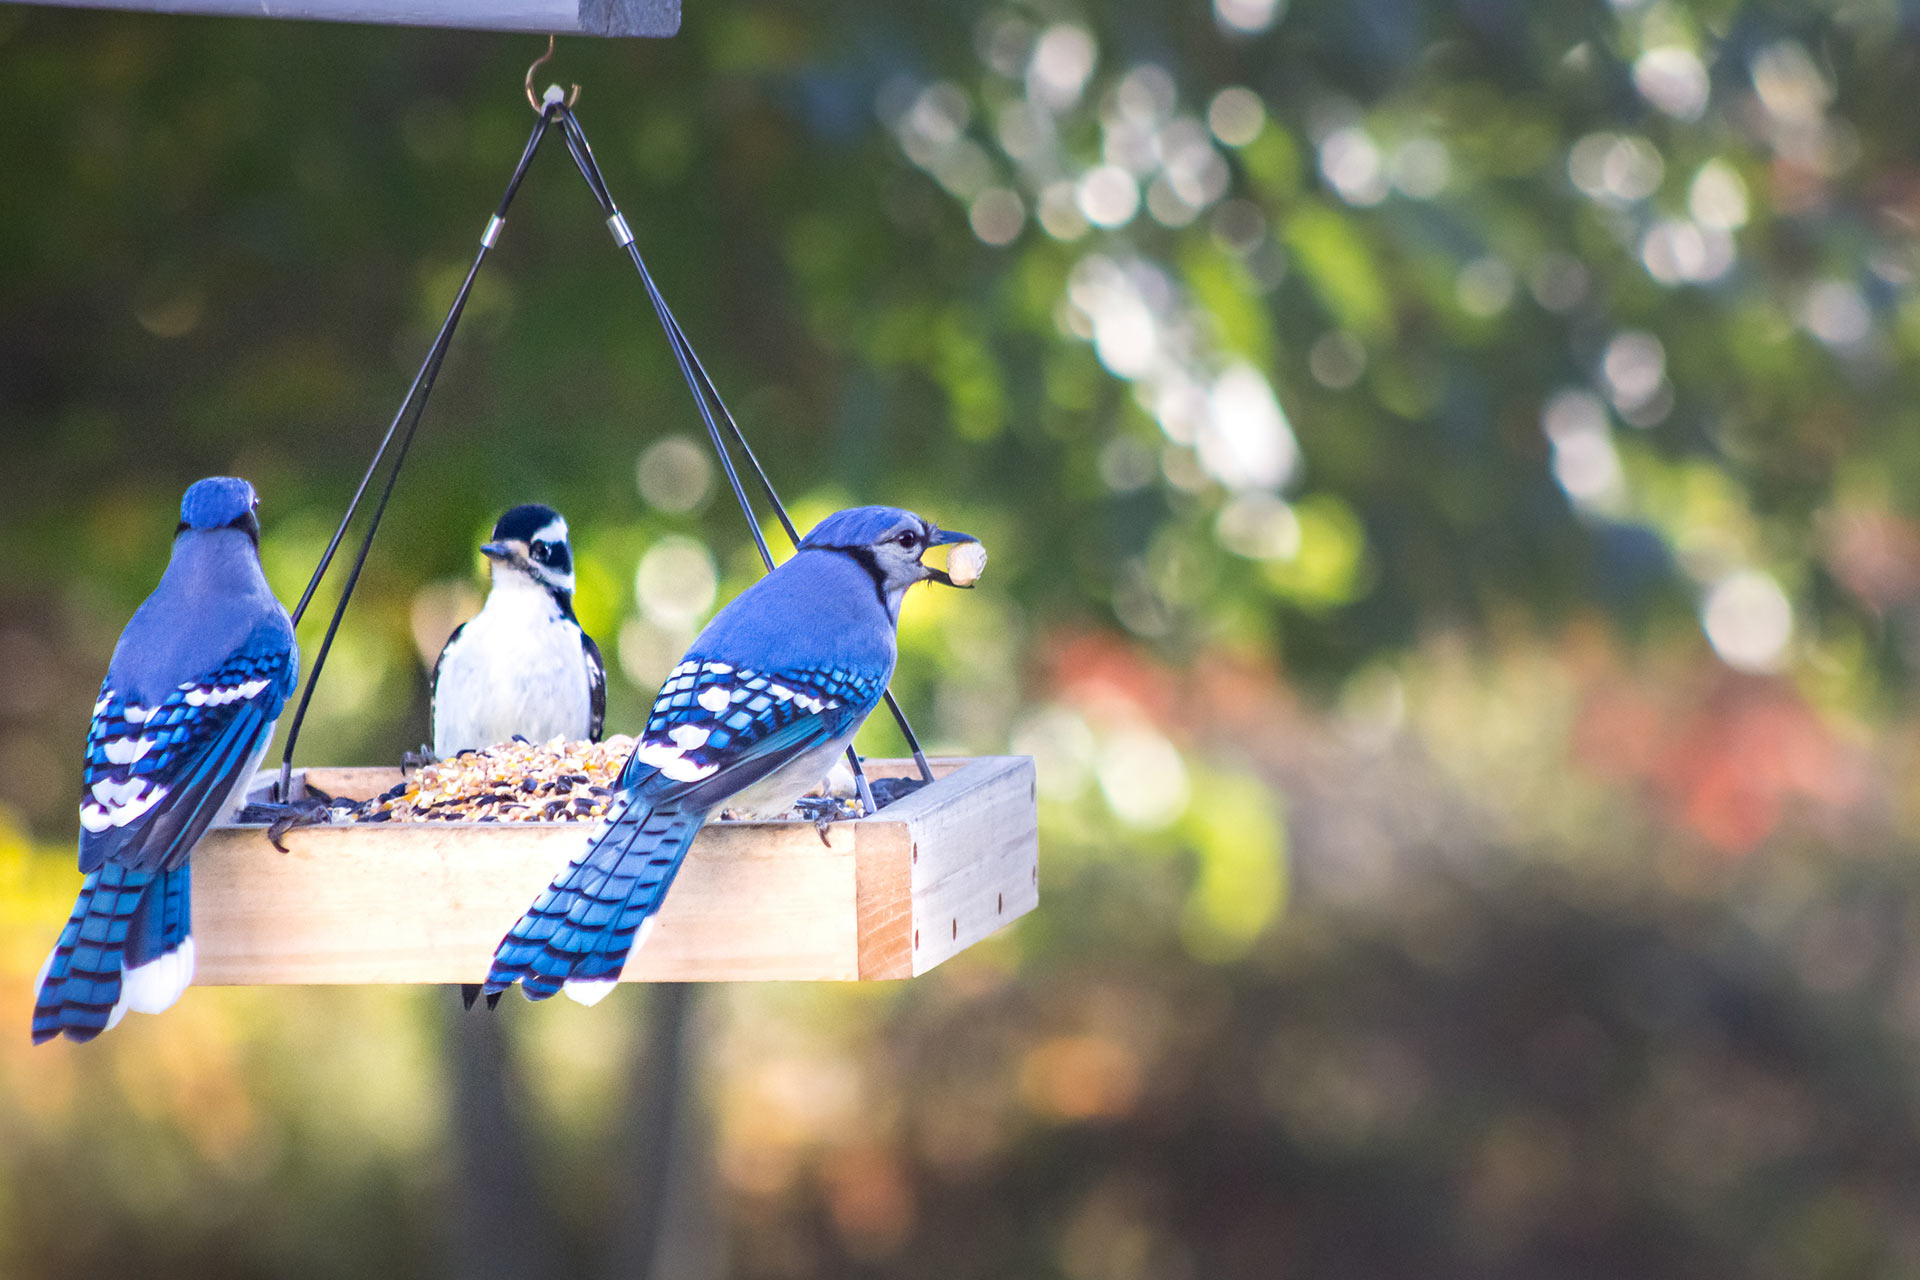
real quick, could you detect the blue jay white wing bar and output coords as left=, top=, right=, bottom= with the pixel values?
left=22, top=0, right=679, bottom=37
left=189, top=756, right=1037, bottom=984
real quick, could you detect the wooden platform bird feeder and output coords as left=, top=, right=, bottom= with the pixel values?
left=192, top=756, right=1037, bottom=985
left=28, top=37, right=1043, bottom=993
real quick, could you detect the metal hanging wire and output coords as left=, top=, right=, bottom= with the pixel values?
left=275, top=107, right=554, bottom=801
left=547, top=101, right=938, bottom=798
left=277, top=50, right=938, bottom=806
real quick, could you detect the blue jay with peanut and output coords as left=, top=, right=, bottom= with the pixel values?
left=479, top=505, right=980, bottom=1006
left=34, top=477, right=298, bottom=1044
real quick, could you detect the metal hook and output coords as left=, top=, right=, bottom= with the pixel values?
left=524, top=34, right=580, bottom=113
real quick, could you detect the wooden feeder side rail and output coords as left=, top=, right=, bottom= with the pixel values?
left=190, top=756, right=1036, bottom=985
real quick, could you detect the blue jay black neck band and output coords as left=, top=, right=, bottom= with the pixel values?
left=551, top=104, right=938, bottom=791
left=275, top=108, right=556, bottom=802
left=844, top=547, right=894, bottom=612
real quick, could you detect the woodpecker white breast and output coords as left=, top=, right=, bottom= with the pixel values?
left=431, top=504, right=605, bottom=758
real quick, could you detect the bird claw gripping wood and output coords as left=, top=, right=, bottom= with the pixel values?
left=793, top=794, right=864, bottom=845
left=236, top=790, right=338, bottom=852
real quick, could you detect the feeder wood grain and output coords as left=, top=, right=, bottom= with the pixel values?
left=192, top=756, right=1036, bottom=985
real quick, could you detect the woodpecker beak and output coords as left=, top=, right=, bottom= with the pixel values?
left=481, top=540, right=529, bottom=569
left=920, top=529, right=981, bottom=588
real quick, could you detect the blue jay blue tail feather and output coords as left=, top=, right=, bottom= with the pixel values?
left=482, top=797, right=703, bottom=1005
left=32, top=863, right=193, bottom=1044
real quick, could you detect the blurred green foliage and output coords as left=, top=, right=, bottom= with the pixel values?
left=8, top=0, right=1920, bottom=1275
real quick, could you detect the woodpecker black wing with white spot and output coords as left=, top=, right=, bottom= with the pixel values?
left=582, top=629, right=606, bottom=742
left=427, top=620, right=467, bottom=750
left=79, top=641, right=297, bottom=875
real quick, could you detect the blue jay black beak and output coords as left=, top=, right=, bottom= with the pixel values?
left=920, top=529, right=980, bottom=588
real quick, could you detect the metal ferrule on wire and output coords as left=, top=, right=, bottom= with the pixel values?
left=277, top=50, right=938, bottom=806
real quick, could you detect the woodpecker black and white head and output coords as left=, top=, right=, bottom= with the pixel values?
left=481, top=503, right=577, bottom=599
left=430, top=504, right=605, bottom=759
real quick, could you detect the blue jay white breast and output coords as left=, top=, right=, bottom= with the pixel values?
left=432, top=504, right=605, bottom=759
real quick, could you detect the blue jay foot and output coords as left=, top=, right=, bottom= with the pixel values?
left=236, top=791, right=341, bottom=852
left=459, top=983, right=504, bottom=1011
left=793, top=794, right=864, bottom=845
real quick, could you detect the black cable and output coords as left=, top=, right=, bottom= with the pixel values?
left=276, top=109, right=556, bottom=801
left=286, top=114, right=552, bottom=629
left=551, top=107, right=873, bottom=802
left=654, top=310, right=799, bottom=542
left=552, top=104, right=937, bottom=789
left=649, top=303, right=935, bottom=780
left=556, top=118, right=771, bottom=557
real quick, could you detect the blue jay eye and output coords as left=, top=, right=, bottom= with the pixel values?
left=894, top=532, right=919, bottom=549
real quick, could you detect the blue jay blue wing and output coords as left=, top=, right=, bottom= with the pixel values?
left=79, top=646, right=295, bottom=875
left=617, top=659, right=886, bottom=800
left=483, top=660, right=886, bottom=1005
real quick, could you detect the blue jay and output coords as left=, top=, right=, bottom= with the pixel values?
left=479, top=505, right=974, bottom=1006
left=431, top=503, right=605, bottom=758
left=33, top=477, right=298, bottom=1044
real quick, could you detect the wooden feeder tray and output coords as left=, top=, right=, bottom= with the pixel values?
left=193, top=756, right=1037, bottom=986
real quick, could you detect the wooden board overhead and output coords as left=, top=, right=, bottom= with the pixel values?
left=191, top=756, right=1038, bottom=986
left=28, top=0, right=679, bottom=37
